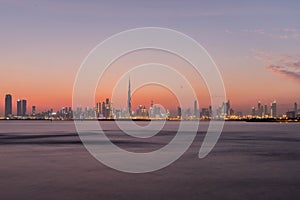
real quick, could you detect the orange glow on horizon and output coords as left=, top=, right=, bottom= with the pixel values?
left=130, top=84, right=179, bottom=111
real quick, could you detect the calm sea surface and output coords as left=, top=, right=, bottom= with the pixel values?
left=0, top=121, right=299, bottom=200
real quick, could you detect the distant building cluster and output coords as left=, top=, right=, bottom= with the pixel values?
left=4, top=94, right=34, bottom=119
left=249, top=100, right=300, bottom=119
left=1, top=79, right=299, bottom=121
left=250, top=100, right=277, bottom=118
left=3, top=93, right=74, bottom=120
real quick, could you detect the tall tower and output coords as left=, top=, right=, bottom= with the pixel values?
left=96, top=102, right=101, bottom=117
left=257, top=101, right=261, bottom=117
left=177, top=107, right=182, bottom=119
left=21, top=100, right=27, bottom=116
left=17, top=100, right=22, bottom=116
left=294, top=102, right=298, bottom=115
left=227, top=100, right=230, bottom=116
left=17, top=99, right=27, bottom=116
left=5, top=94, right=12, bottom=117
left=270, top=100, right=277, bottom=118
left=127, top=78, right=132, bottom=116
left=32, top=106, right=36, bottom=116
left=264, top=104, right=268, bottom=117
left=194, top=100, right=198, bottom=117
left=252, top=106, right=256, bottom=117
left=102, top=101, right=106, bottom=118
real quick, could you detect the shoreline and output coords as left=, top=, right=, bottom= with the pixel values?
left=0, top=118, right=299, bottom=123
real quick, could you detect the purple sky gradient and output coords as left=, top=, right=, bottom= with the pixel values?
left=0, top=0, right=299, bottom=115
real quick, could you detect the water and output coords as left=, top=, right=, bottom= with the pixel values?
left=0, top=121, right=299, bottom=200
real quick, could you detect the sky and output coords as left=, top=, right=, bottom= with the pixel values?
left=0, top=0, right=300, bottom=115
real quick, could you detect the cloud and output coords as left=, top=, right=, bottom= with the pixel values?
left=241, top=28, right=300, bottom=40
left=242, top=29, right=266, bottom=35
left=282, top=28, right=298, bottom=32
left=266, top=61, right=300, bottom=81
left=224, top=29, right=233, bottom=34
left=254, top=51, right=277, bottom=63
left=266, top=64, right=300, bottom=81
left=254, top=51, right=300, bottom=82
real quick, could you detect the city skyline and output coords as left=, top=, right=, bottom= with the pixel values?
left=1, top=75, right=299, bottom=117
left=1, top=83, right=299, bottom=119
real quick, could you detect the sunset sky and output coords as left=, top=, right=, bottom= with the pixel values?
left=1, top=0, right=300, bottom=115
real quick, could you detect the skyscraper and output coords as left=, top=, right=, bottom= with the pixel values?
left=264, top=104, right=268, bottom=117
left=17, top=100, right=21, bottom=116
left=22, top=100, right=27, bottom=116
left=96, top=102, right=101, bottom=117
left=32, top=106, right=36, bottom=116
left=5, top=94, right=12, bottom=117
left=227, top=100, right=230, bottom=116
left=294, top=102, right=298, bottom=115
left=177, top=107, right=182, bottom=119
left=102, top=101, right=106, bottom=118
left=221, top=100, right=230, bottom=117
left=270, top=100, right=277, bottom=118
left=194, top=100, right=198, bottom=117
left=149, top=100, right=154, bottom=118
left=17, top=99, right=27, bottom=116
left=127, top=78, right=132, bottom=116
left=257, top=101, right=262, bottom=117
left=252, top=107, right=256, bottom=117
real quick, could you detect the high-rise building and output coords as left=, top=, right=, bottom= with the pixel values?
left=17, top=100, right=21, bottom=116
left=127, top=78, right=132, bottom=116
left=209, top=105, right=212, bottom=117
left=17, top=99, right=27, bottom=116
left=96, top=102, right=101, bottom=117
left=221, top=100, right=230, bottom=117
left=149, top=100, right=154, bottom=118
left=194, top=100, right=198, bottom=117
left=32, top=106, right=36, bottom=116
left=270, top=100, right=277, bottom=118
left=100, top=98, right=113, bottom=119
left=257, top=101, right=262, bottom=117
left=294, top=102, right=298, bottom=114
left=137, top=105, right=147, bottom=118
left=5, top=94, right=12, bottom=117
left=22, top=100, right=27, bottom=116
left=177, top=107, right=182, bottom=119
left=264, top=105, right=268, bottom=117
left=102, top=101, right=106, bottom=118
left=109, top=102, right=114, bottom=118
left=252, top=107, right=256, bottom=117
left=227, top=100, right=230, bottom=116
left=105, top=98, right=110, bottom=118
